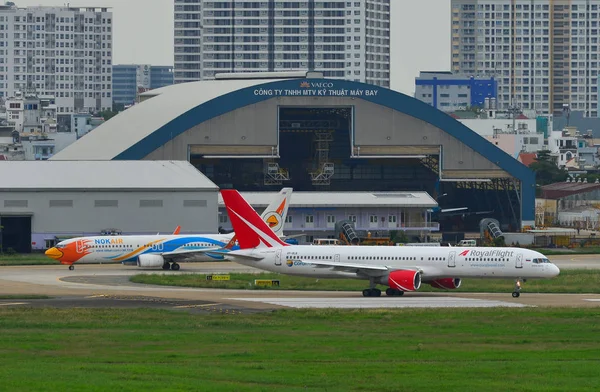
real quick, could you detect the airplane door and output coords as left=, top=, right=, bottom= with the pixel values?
left=275, top=249, right=282, bottom=266
left=334, top=254, right=340, bottom=263
left=448, top=251, right=456, bottom=268
left=516, top=253, right=523, bottom=268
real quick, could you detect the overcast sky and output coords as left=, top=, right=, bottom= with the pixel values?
left=17, top=0, right=450, bottom=94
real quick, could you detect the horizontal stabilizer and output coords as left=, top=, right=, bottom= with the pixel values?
left=225, top=251, right=265, bottom=261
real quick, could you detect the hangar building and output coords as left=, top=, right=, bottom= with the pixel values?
left=0, top=161, right=218, bottom=252
left=53, top=72, right=535, bottom=231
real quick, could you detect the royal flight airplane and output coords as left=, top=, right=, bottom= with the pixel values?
left=220, top=189, right=560, bottom=298
left=45, top=188, right=293, bottom=271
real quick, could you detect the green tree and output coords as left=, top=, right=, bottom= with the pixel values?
left=390, top=230, right=409, bottom=244
left=529, top=150, right=568, bottom=186
left=98, top=110, right=119, bottom=121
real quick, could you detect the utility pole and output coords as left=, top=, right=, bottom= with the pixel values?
left=509, top=98, right=520, bottom=133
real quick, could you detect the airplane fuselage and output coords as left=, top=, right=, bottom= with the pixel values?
left=48, top=234, right=235, bottom=265
left=230, top=245, right=560, bottom=281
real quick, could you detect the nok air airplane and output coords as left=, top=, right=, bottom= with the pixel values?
left=45, top=188, right=293, bottom=271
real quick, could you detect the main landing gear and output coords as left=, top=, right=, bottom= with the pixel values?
left=362, top=287, right=405, bottom=297
left=386, top=288, right=404, bottom=296
left=512, top=278, right=522, bottom=298
left=362, top=278, right=405, bottom=297
left=162, top=262, right=180, bottom=271
left=68, top=265, right=74, bottom=271
left=362, top=278, right=381, bottom=297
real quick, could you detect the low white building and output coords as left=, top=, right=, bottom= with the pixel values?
left=71, top=113, right=105, bottom=138
left=547, top=127, right=582, bottom=169
left=458, top=118, right=538, bottom=137
left=0, top=161, right=219, bottom=252
left=557, top=206, right=600, bottom=230
left=0, top=126, right=24, bottom=160
left=218, top=191, right=439, bottom=244
left=20, top=132, right=77, bottom=161
left=459, top=118, right=544, bottom=158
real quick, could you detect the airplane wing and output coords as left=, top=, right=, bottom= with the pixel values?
left=298, top=259, right=442, bottom=278
left=297, top=259, right=391, bottom=276
left=161, top=247, right=223, bottom=261
left=301, top=259, right=389, bottom=272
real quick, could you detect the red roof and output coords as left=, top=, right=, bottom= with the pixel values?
left=517, top=113, right=529, bottom=119
left=518, top=152, right=537, bottom=167
left=540, top=182, right=600, bottom=199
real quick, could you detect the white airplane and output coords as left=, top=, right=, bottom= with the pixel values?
left=45, top=188, right=293, bottom=271
left=220, top=189, right=560, bottom=298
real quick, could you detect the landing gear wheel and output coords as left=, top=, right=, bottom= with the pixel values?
left=68, top=265, right=74, bottom=271
left=362, top=288, right=381, bottom=297
left=386, top=288, right=404, bottom=296
left=513, top=278, right=522, bottom=298
left=171, top=263, right=180, bottom=271
left=162, top=263, right=170, bottom=270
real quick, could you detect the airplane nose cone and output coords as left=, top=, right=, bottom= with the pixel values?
left=551, top=264, right=560, bottom=277
left=45, top=247, right=63, bottom=260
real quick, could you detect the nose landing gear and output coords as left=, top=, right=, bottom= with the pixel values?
left=512, top=278, right=522, bottom=298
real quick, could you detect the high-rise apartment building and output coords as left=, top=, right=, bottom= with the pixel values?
left=0, top=4, right=113, bottom=116
left=174, top=0, right=390, bottom=87
left=451, top=0, right=600, bottom=117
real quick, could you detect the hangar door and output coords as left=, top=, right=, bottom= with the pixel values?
left=0, top=216, right=32, bottom=253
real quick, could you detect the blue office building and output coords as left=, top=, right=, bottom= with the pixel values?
left=415, top=72, right=497, bottom=112
left=112, top=65, right=174, bottom=106
left=150, top=66, right=174, bottom=90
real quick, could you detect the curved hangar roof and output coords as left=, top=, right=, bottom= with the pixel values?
left=51, top=77, right=535, bottom=222
left=52, top=78, right=291, bottom=161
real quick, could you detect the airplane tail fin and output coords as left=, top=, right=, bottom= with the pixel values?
left=221, top=189, right=290, bottom=250
left=173, top=225, right=181, bottom=235
left=260, top=187, right=293, bottom=237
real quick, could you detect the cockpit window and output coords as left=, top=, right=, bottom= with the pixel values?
left=56, top=244, right=66, bottom=249
left=533, top=258, right=551, bottom=264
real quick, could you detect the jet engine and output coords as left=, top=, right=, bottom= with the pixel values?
left=387, top=270, right=421, bottom=291
left=429, top=278, right=462, bottom=290
left=137, top=254, right=165, bottom=268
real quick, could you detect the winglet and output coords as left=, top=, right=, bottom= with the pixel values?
left=173, top=226, right=181, bottom=235
left=221, top=189, right=289, bottom=250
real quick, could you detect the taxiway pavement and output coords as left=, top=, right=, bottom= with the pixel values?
left=0, top=254, right=598, bottom=311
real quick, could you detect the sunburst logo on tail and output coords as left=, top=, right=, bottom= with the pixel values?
left=267, top=215, right=280, bottom=228
left=265, top=199, right=287, bottom=228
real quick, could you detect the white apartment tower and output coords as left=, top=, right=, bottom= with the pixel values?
left=174, top=0, right=390, bottom=87
left=0, top=4, right=113, bottom=115
left=452, top=0, right=600, bottom=117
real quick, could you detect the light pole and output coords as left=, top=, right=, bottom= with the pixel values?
left=563, top=104, right=571, bottom=127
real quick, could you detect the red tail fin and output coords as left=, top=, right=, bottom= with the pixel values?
left=172, top=225, right=181, bottom=235
left=221, top=189, right=289, bottom=249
